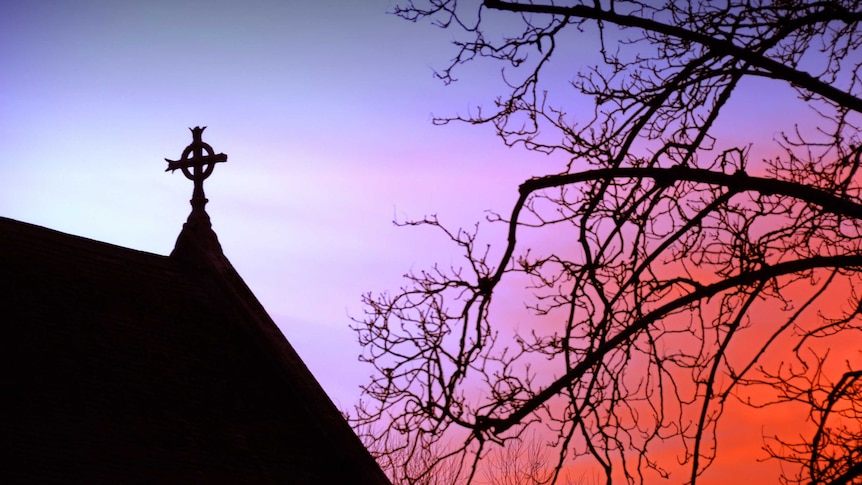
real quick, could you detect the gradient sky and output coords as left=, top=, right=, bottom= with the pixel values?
left=0, top=0, right=553, bottom=408
left=1, top=1, right=829, bottom=481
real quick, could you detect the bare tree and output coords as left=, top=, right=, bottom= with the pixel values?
left=757, top=352, right=862, bottom=485
left=357, top=423, right=465, bottom=485
left=481, top=431, right=602, bottom=485
left=352, top=1, right=862, bottom=484
left=482, top=432, right=554, bottom=485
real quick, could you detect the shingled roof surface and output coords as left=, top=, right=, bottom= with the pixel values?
left=2, top=215, right=390, bottom=484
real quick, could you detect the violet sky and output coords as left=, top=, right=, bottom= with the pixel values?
left=1, top=6, right=819, bottom=479
left=0, top=0, right=553, bottom=409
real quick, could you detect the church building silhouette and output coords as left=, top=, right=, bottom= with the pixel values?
left=2, top=128, right=390, bottom=484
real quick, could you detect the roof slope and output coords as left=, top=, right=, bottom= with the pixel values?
left=2, top=215, right=390, bottom=484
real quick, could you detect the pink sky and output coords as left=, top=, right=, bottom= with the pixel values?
left=1, top=1, right=834, bottom=481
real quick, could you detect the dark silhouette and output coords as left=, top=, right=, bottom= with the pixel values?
left=352, top=2, right=862, bottom=484
left=2, top=129, right=390, bottom=484
left=165, top=126, right=227, bottom=226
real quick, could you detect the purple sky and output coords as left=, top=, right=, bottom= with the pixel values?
left=4, top=3, right=845, bottom=481
left=0, top=0, right=552, bottom=409
left=1, top=0, right=818, bottom=430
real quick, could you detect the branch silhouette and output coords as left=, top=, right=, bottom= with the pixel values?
left=355, top=1, right=862, bottom=483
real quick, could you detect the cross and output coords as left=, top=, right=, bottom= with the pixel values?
left=166, top=126, right=227, bottom=218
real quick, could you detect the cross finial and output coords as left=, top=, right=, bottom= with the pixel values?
left=166, top=126, right=228, bottom=223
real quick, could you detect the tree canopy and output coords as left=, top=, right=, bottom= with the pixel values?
left=353, top=1, right=862, bottom=484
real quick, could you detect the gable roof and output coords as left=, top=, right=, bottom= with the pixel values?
left=2, top=210, right=390, bottom=483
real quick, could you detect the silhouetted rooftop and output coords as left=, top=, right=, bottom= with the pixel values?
left=2, top=129, right=389, bottom=483
left=2, top=214, right=389, bottom=483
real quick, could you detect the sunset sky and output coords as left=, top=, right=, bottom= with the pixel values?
left=1, top=1, right=831, bottom=482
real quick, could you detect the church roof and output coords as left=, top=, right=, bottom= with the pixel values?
left=2, top=130, right=390, bottom=484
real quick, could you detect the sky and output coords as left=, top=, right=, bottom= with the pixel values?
left=1, top=1, right=837, bottom=482
left=0, top=0, right=552, bottom=408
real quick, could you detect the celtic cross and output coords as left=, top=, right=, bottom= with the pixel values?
left=165, top=126, right=227, bottom=220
